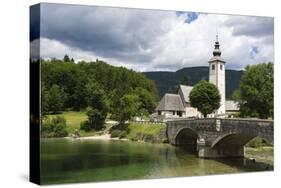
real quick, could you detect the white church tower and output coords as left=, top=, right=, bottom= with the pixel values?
left=208, top=35, right=226, bottom=116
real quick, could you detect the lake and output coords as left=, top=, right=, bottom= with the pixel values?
left=40, top=139, right=273, bottom=185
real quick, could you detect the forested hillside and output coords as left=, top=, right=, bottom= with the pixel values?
left=144, top=66, right=243, bottom=99
left=41, top=59, right=158, bottom=116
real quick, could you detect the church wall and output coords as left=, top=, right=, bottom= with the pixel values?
left=209, top=61, right=226, bottom=115
left=217, top=62, right=226, bottom=114
left=185, top=106, right=200, bottom=117
left=157, top=111, right=185, bottom=119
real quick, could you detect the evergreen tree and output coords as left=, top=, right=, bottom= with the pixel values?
left=63, top=54, right=70, bottom=62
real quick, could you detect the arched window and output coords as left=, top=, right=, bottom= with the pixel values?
left=212, top=64, right=215, bottom=70
left=220, top=64, right=223, bottom=70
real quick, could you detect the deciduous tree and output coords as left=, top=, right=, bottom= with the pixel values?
left=189, top=80, right=221, bottom=117
left=83, top=82, right=109, bottom=130
left=237, top=62, right=273, bottom=119
left=43, top=84, right=67, bottom=114
left=113, top=94, right=140, bottom=125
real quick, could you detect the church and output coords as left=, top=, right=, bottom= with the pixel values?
left=155, top=35, right=239, bottom=120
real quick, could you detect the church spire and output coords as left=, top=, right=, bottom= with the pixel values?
left=213, top=34, right=221, bottom=57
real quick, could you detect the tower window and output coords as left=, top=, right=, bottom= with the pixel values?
left=220, top=64, right=223, bottom=70
left=212, top=64, right=215, bottom=70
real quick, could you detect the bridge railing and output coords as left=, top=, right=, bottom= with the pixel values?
left=166, top=118, right=218, bottom=131
left=220, top=118, right=273, bottom=135
left=220, top=118, right=273, bottom=128
left=167, top=117, right=273, bottom=124
left=166, top=117, right=273, bottom=132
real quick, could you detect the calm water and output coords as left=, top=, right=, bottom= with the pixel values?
left=40, top=139, right=273, bottom=185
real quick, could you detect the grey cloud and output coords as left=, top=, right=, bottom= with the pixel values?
left=225, top=16, right=273, bottom=37
left=40, top=3, right=175, bottom=64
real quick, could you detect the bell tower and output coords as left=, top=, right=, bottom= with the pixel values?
left=208, top=35, right=226, bottom=116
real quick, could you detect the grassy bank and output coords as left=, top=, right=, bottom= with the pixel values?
left=44, top=112, right=167, bottom=139
left=245, top=146, right=274, bottom=165
left=125, top=123, right=167, bottom=143
left=46, top=111, right=97, bottom=137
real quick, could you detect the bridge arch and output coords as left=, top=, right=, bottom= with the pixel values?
left=211, top=133, right=256, bottom=148
left=174, top=128, right=200, bottom=152
left=212, top=133, right=271, bottom=148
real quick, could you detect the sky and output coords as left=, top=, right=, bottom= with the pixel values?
left=30, top=3, right=274, bottom=72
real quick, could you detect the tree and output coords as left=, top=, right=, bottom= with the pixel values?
left=180, top=75, right=189, bottom=85
left=237, top=62, right=273, bottom=119
left=63, top=54, right=70, bottom=62
left=84, top=107, right=106, bottom=131
left=43, top=84, right=67, bottom=114
left=232, top=89, right=241, bottom=102
left=113, top=94, right=140, bottom=125
left=189, top=80, right=221, bottom=117
left=41, top=83, right=49, bottom=114
left=83, top=82, right=109, bottom=130
left=132, top=87, right=157, bottom=115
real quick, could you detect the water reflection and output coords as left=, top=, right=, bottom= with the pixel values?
left=41, top=139, right=273, bottom=185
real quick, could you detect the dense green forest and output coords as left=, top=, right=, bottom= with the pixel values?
left=143, top=66, right=243, bottom=99
left=41, top=58, right=159, bottom=119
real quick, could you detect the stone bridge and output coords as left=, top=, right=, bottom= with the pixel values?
left=166, top=118, right=273, bottom=158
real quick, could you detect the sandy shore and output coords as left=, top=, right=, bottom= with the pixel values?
left=67, top=134, right=128, bottom=141
left=80, top=134, right=111, bottom=140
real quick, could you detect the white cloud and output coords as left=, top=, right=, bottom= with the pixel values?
left=38, top=38, right=127, bottom=68
left=36, top=5, right=274, bottom=72
left=39, top=38, right=96, bottom=62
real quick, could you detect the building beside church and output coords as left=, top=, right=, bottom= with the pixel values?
left=154, top=35, right=239, bottom=121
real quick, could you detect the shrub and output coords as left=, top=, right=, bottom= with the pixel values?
left=41, top=116, right=68, bottom=138
left=162, top=138, right=169, bottom=143
left=110, top=130, right=122, bottom=138
left=247, top=137, right=267, bottom=148
left=143, top=134, right=154, bottom=142
left=53, top=123, right=68, bottom=137
left=118, top=131, right=127, bottom=139
left=80, top=120, right=91, bottom=132
left=129, top=137, right=138, bottom=141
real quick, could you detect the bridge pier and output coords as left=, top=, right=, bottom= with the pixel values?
left=197, top=144, right=245, bottom=158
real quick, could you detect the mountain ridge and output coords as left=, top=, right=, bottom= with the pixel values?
left=143, top=66, right=243, bottom=99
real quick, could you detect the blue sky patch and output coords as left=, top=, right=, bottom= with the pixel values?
left=176, top=11, right=200, bottom=23
left=250, top=46, right=259, bottom=59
